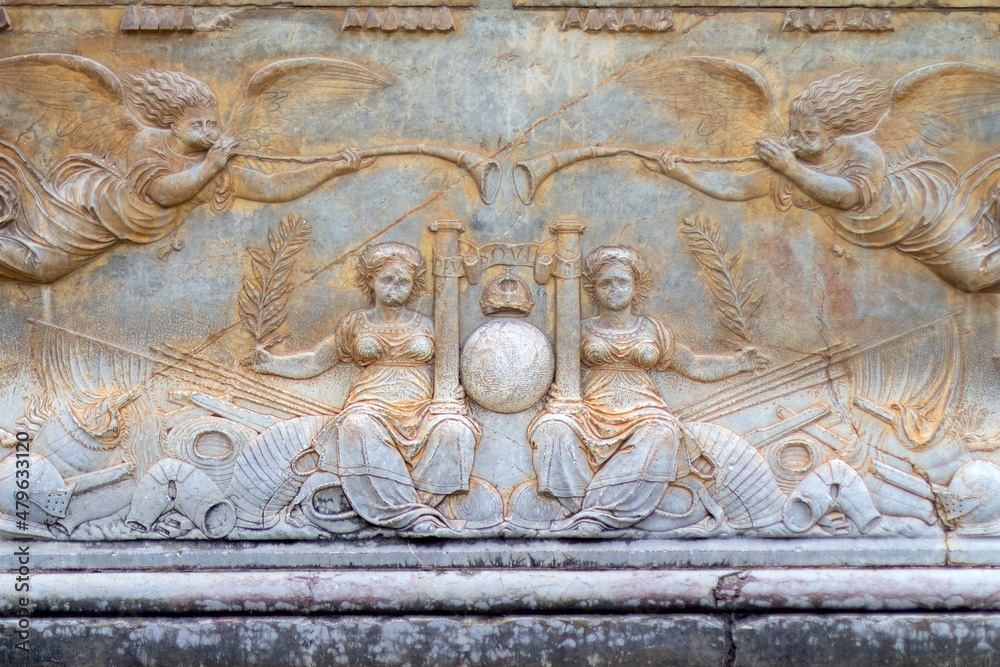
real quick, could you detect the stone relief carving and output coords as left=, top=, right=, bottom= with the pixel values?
left=6, top=210, right=988, bottom=541
left=516, top=58, right=1000, bottom=294
left=559, top=9, right=674, bottom=32
left=460, top=271, right=555, bottom=414
left=120, top=7, right=198, bottom=33
left=342, top=8, right=457, bottom=32
left=0, top=54, right=500, bottom=285
left=242, top=236, right=489, bottom=536
left=781, top=9, right=894, bottom=33
left=518, top=245, right=768, bottom=536
left=3, top=49, right=1000, bottom=543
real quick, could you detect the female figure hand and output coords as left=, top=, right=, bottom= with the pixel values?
left=240, top=347, right=274, bottom=374
left=738, top=346, right=770, bottom=372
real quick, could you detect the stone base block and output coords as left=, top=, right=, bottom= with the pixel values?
left=733, top=614, right=1000, bottom=667
left=4, top=614, right=1000, bottom=666
left=0, top=615, right=731, bottom=667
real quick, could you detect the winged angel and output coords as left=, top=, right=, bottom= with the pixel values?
left=591, top=59, right=1000, bottom=293
left=0, top=54, right=495, bottom=285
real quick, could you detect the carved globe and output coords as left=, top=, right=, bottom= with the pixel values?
left=460, top=318, right=554, bottom=413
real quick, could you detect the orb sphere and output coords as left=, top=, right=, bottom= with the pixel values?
left=460, top=318, right=554, bottom=413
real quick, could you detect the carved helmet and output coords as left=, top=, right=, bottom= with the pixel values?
left=938, top=461, right=1000, bottom=534
left=0, top=452, right=75, bottom=537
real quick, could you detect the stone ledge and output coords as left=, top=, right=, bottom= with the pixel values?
left=4, top=1, right=475, bottom=6
left=514, top=0, right=993, bottom=8
left=10, top=536, right=964, bottom=570
left=0, top=0, right=995, bottom=7
left=6, top=568, right=1000, bottom=615
left=1, top=616, right=729, bottom=666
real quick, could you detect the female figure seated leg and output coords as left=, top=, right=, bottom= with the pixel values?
left=532, top=419, right=683, bottom=530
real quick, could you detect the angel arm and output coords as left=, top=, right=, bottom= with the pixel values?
left=225, top=57, right=390, bottom=197
left=229, top=150, right=367, bottom=204
left=142, top=140, right=234, bottom=208
left=755, top=138, right=868, bottom=210
left=652, top=156, right=772, bottom=201
left=667, top=342, right=760, bottom=381
left=775, top=163, right=865, bottom=210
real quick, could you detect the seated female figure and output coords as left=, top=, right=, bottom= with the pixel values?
left=245, top=242, right=479, bottom=535
left=528, top=246, right=764, bottom=533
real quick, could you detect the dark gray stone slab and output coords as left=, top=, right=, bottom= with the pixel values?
left=733, top=613, right=1000, bottom=667
left=0, top=615, right=731, bottom=667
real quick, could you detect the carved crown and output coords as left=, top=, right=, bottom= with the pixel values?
left=479, top=272, right=534, bottom=317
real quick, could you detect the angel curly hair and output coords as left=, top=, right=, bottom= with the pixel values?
left=354, top=242, right=428, bottom=307
left=582, top=246, right=653, bottom=314
left=122, top=68, right=218, bottom=129
left=790, top=70, right=893, bottom=137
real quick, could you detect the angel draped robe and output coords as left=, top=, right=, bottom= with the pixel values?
left=770, top=133, right=1000, bottom=293
left=527, top=316, right=697, bottom=529
left=315, top=309, right=481, bottom=530
left=0, top=132, right=232, bottom=284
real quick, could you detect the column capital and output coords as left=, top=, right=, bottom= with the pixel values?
left=429, top=220, right=466, bottom=233
left=549, top=219, right=586, bottom=235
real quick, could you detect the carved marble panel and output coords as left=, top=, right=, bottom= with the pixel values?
left=0, top=4, right=1000, bottom=552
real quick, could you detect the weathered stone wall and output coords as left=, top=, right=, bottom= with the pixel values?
left=2, top=0, right=1000, bottom=663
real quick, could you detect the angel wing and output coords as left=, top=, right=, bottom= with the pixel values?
left=226, top=58, right=392, bottom=159
left=874, top=63, right=1000, bottom=170
left=621, top=57, right=784, bottom=158
left=0, top=54, right=141, bottom=172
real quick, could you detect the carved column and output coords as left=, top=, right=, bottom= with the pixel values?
left=429, top=219, right=466, bottom=411
left=549, top=219, right=586, bottom=406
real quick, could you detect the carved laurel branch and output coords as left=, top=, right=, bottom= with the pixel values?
left=678, top=216, right=762, bottom=344
left=238, top=213, right=311, bottom=351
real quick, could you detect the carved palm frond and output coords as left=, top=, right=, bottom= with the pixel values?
left=238, top=214, right=311, bottom=350
left=678, top=216, right=762, bottom=344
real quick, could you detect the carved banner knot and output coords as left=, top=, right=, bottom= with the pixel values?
left=551, top=251, right=582, bottom=280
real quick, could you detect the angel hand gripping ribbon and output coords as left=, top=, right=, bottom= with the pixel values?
left=0, top=55, right=501, bottom=285
left=633, top=59, right=1000, bottom=293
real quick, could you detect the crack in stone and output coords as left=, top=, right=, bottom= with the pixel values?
left=723, top=611, right=738, bottom=667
